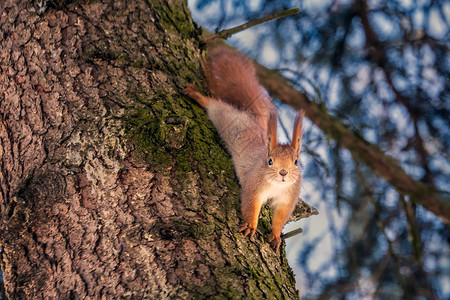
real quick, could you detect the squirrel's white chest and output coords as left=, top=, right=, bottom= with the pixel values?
left=258, top=181, right=292, bottom=205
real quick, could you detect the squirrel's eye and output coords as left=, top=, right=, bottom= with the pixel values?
left=294, top=159, right=298, bottom=166
left=268, top=158, right=273, bottom=166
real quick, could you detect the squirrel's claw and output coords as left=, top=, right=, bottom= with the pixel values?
left=183, top=83, right=198, bottom=95
left=239, top=224, right=256, bottom=238
left=269, top=234, right=282, bottom=252
left=183, top=84, right=210, bottom=108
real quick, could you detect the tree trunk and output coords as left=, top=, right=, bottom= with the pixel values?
left=0, top=0, right=299, bottom=298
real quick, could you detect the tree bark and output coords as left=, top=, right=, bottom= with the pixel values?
left=0, top=0, right=299, bottom=298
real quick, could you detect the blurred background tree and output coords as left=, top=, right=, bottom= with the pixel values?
left=189, top=0, right=449, bottom=299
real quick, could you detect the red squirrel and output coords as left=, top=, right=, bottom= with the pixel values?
left=184, top=46, right=305, bottom=251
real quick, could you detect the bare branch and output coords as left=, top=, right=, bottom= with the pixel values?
left=202, top=8, right=300, bottom=43
left=353, top=0, right=434, bottom=185
left=282, top=227, right=303, bottom=239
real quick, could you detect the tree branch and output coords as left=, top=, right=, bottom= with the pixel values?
left=202, top=8, right=300, bottom=43
left=353, top=0, right=435, bottom=185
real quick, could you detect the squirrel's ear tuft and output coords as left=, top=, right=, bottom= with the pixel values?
left=291, top=110, right=305, bottom=154
left=267, top=110, right=278, bottom=153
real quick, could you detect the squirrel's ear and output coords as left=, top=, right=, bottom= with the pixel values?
left=291, top=110, right=305, bottom=155
left=267, top=110, right=278, bottom=153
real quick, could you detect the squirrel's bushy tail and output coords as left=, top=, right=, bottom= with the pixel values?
left=204, top=47, right=274, bottom=128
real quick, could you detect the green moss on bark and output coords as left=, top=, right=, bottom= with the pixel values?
left=117, top=1, right=299, bottom=298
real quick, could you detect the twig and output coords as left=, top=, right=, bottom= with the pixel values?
left=282, top=227, right=303, bottom=239
left=282, top=198, right=319, bottom=239
left=202, top=8, right=300, bottom=43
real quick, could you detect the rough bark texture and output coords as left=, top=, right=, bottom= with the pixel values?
left=0, top=0, right=299, bottom=299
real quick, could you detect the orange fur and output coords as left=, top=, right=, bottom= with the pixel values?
left=267, top=110, right=278, bottom=154
left=183, top=84, right=212, bottom=108
left=204, top=47, right=275, bottom=133
left=184, top=46, right=305, bottom=252
left=269, top=202, right=297, bottom=251
left=291, top=110, right=305, bottom=154
left=239, top=190, right=264, bottom=238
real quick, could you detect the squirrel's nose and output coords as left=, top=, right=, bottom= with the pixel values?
left=279, top=169, right=288, bottom=177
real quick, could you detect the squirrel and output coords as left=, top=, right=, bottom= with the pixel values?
left=183, top=46, right=305, bottom=252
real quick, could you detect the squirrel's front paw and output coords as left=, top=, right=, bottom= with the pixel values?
left=269, top=233, right=282, bottom=252
left=183, top=84, right=210, bottom=107
left=183, top=83, right=199, bottom=96
left=239, top=223, right=256, bottom=238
